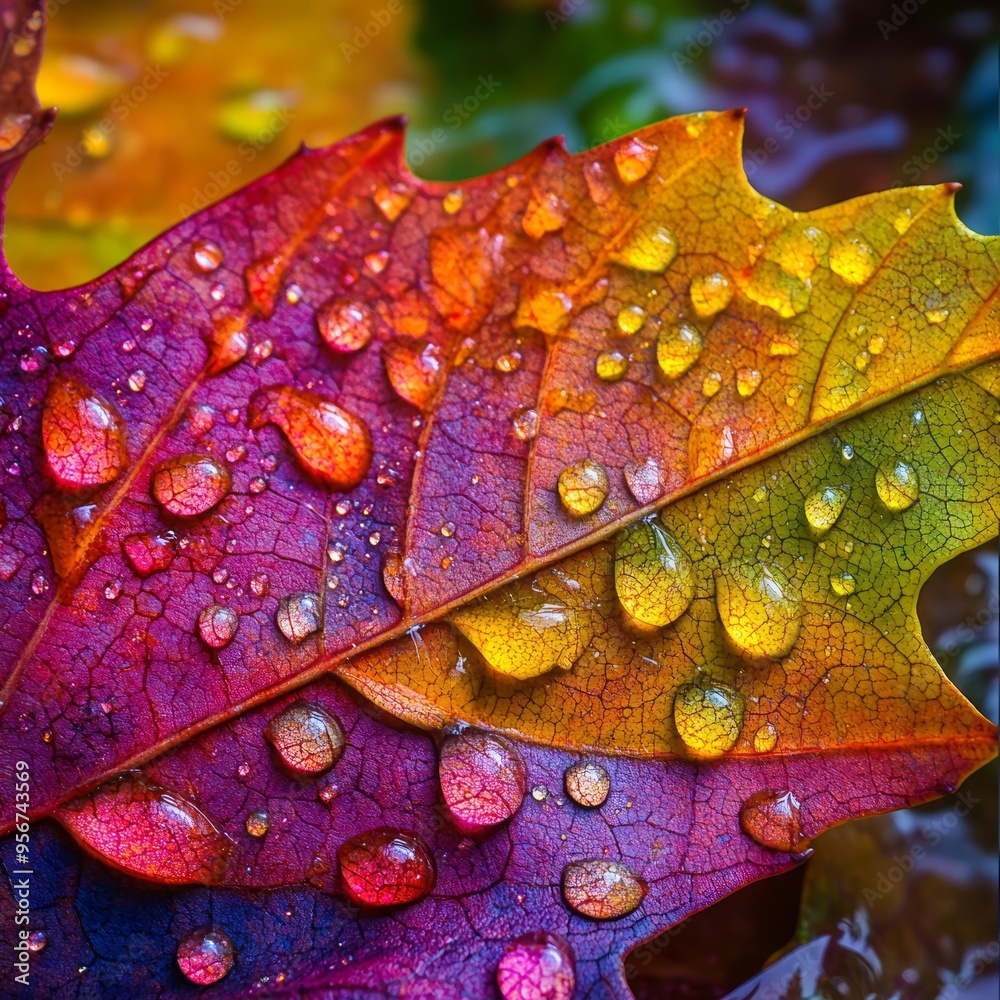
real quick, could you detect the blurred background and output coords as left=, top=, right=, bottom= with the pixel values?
left=7, top=1, right=998, bottom=996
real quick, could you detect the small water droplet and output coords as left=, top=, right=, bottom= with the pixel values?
left=373, top=181, right=413, bottom=221
left=753, top=722, right=778, bottom=753
left=564, top=761, right=610, bottom=808
left=198, top=604, right=238, bottom=649
left=614, top=520, right=694, bottom=629
left=206, top=317, right=249, bottom=376
left=497, top=932, right=575, bottom=1000
left=689, top=272, right=733, bottom=316
left=245, top=809, right=270, bottom=838
left=531, top=784, right=549, bottom=802
left=275, top=592, right=321, bottom=644
left=740, top=790, right=809, bottom=852
left=803, top=485, right=849, bottom=535
left=264, top=700, right=344, bottom=774
left=557, top=459, right=609, bottom=517
left=192, top=240, right=224, bottom=273
left=27, top=930, right=47, bottom=952
left=702, top=371, right=723, bottom=398
left=614, top=136, right=657, bottom=184
left=841, top=444, right=854, bottom=462
left=176, top=925, right=235, bottom=985
left=249, top=571, right=270, bottom=597
left=735, top=368, right=762, bottom=398
left=42, top=376, right=128, bottom=492
left=128, top=370, right=147, bottom=392
left=337, top=828, right=435, bottom=907
left=514, top=286, right=574, bottom=336
left=611, top=222, right=678, bottom=273
left=616, top=304, right=646, bottom=335
left=442, top=189, right=464, bottom=214
left=522, top=188, right=568, bottom=239
left=151, top=454, right=231, bottom=517
left=657, top=323, right=704, bottom=380
left=511, top=406, right=540, bottom=441
left=104, top=579, right=122, bottom=601
left=829, top=234, right=876, bottom=285
left=623, top=456, right=663, bottom=505
left=595, top=349, right=628, bottom=382
left=439, top=731, right=527, bottom=833
left=561, top=859, right=647, bottom=919
left=673, top=679, right=745, bottom=757
left=249, top=386, right=372, bottom=490
left=875, top=460, right=919, bottom=512
left=495, top=351, right=522, bottom=373
left=382, top=339, right=443, bottom=409
left=364, top=249, right=390, bottom=274
left=830, top=571, right=856, bottom=596
left=716, top=561, right=801, bottom=659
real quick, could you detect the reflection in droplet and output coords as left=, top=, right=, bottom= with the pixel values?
left=689, top=272, right=733, bottom=316
left=206, top=316, right=249, bottom=376
left=337, top=828, right=435, bottom=907
left=614, top=136, right=657, bottom=183
left=623, top=456, right=663, bottom=505
left=511, top=406, right=540, bottom=442
left=830, top=571, right=856, bottom=596
left=561, top=859, right=647, bottom=919
left=753, top=722, right=778, bottom=753
left=439, top=731, right=527, bottom=833
left=611, top=222, right=678, bottom=273
left=595, top=350, right=629, bottom=382
left=716, top=561, right=802, bottom=659
left=382, top=338, right=443, bottom=409
left=616, top=304, right=646, bottom=335
left=803, top=486, right=849, bottom=535
left=735, top=367, right=762, bottom=398
left=674, top=680, right=745, bottom=757
left=191, top=240, right=223, bottom=273
left=264, top=700, right=345, bottom=775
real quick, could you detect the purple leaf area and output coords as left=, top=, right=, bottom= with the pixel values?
left=3, top=677, right=984, bottom=998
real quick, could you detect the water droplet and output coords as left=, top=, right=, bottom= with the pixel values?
left=127, top=370, right=147, bottom=392
left=450, top=569, right=593, bottom=680
left=373, top=181, right=413, bottom=221
left=337, top=828, right=435, bottom=907
left=497, top=932, right=576, bottom=1000
left=740, top=790, right=809, bottom=852
left=42, top=376, right=128, bottom=492
left=615, top=304, right=646, bottom=335
left=868, top=333, right=885, bottom=355
left=830, top=571, right=856, bottom=596
left=249, top=571, right=270, bottom=597
left=364, top=250, right=390, bottom=274
left=206, top=316, right=249, bottom=376
left=54, top=775, right=229, bottom=884
left=744, top=261, right=810, bottom=318
left=264, top=700, right=344, bottom=774
left=561, top=859, right=647, bottom=919
left=511, top=406, right=540, bottom=441
left=382, top=338, right=443, bottom=409
left=716, top=561, right=802, bottom=659
left=557, top=459, right=609, bottom=517
left=522, top=188, right=568, bottom=239
left=841, top=444, right=854, bottom=462
left=614, top=520, right=694, bottom=629
left=495, top=351, right=522, bottom=373
left=531, top=784, right=549, bottom=802
left=151, top=454, right=231, bottom=518
left=317, top=297, right=374, bottom=353
left=769, top=331, right=800, bottom=357
left=611, top=222, right=678, bottom=273
left=623, top=456, right=662, bottom=505
left=656, top=323, right=704, bottom=380
left=31, top=570, right=49, bottom=595
left=924, top=303, right=949, bottom=325
left=702, top=371, right=723, bottom=398
left=515, top=286, right=573, bottom=336
left=673, top=679, right=745, bottom=757
left=249, top=386, right=372, bottom=491
left=198, top=604, right=238, bottom=649
left=439, top=731, right=527, bottom=833
left=27, top=930, right=46, bottom=952
left=564, top=761, right=610, bottom=808
left=245, top=809, right=269, bottom=838
left=177, top=926, right=235, bottom=985
left=803, top=485, right=849, bottom=535
left=442, top=189, right=464, bottom=214
left=614, top=136, right=657, bottom=184
left=735, top=367, right=762, bottom=398
left=275, top=592, right=321, bottom=644
left=689, top=272, right=733, bottom=316
left=754, top=722, right=778, bottom=753
left=104, top=579, right=122, bottom=601
left=829, top=234, right=876, bottom=285
left=875, top=460, right=919, bottom=512
left=245, top=253, right=285, bottom=317
left=595, top=350, right=628, bottom=382
left=192, top=240, right=223, bottom=273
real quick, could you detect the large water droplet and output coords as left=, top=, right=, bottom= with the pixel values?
left=122, top=531, right=175, bottom=577
left=564, top=761, right=610, bottom=808
left=522, top=188, right=568, bottom=239
left=561, top=859, right=647, bottom=919
left=611, top=222, right=678, bottom=272
left=177, top=925, right=235, bottom=985
left=673, top=679, right=745, bottom=757
left=439, top=731, right=527, bottom=833
left=614, top=136, right=657, bottom=183
left=595, top=350, right=628, bottom=382
left=656, top=323, right=704, bottom=380
left=557, top=459, right=609, bottom=517
left=875, top=460, right=919, bottom=512
left=497, top=932, right=576, bottom=1000
left=42, top=376, right=128, bottom=492
left=317, top=298, right=375, bottom=353
left=689, top=272, right=733, bottom=316
left=275, top=592, right=321, bottom=645
left=615, top=304, right=645, bottom=335
left=197, top=604, right=238, bottom=649
left=337, top=828, right=435, bottom=907
left=614, top=520, right=695, bottom=629
left=264, top=700, right=344, bottom=774
left=744, top=261, right=810, bottom=318
left=829, top=234, right=876, bottom=285
left=450, top=569, right=593, bottom=680
left=623, top=456, right=663, bottom=505
left=249, top=386, right=373, bottom=490
left=382, top=338, right=443, bottom=409
left=54, top=775, right=229, bottom=884
left=515, top=286, right=573, bottom=337
left=150, top=454, right=230, bottom=518
left=740, top=790, right=809, bottom=852
left=803, top=485, right=849, bottom=535
left=716, top=561, right=802, bottom=659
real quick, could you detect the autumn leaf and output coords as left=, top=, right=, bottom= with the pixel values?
left=0, top=0, right=996, bottom=995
